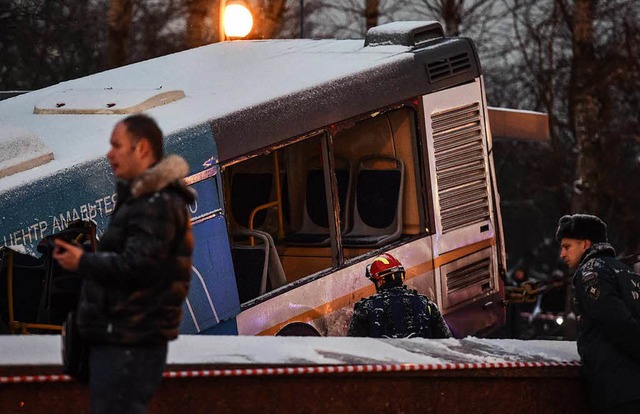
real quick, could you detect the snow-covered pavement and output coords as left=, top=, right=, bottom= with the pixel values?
left=0, top=335, right=579, bottom=367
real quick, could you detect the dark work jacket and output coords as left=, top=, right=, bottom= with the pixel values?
left=77, top=155, right=195, bottom=346
left=573, top=243, right=640, bottom=410
left=347, top=286, right=452, bottom=338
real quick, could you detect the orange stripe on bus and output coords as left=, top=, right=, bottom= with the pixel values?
left=257, top=238, right=495, bottom=336
left=433, top=238, right=494, bottom=269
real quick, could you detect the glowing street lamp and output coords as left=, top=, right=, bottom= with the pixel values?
left=219, top=1, right=254, bottom=41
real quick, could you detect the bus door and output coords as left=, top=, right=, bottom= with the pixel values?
left=180, top=166, right=240, bottom=334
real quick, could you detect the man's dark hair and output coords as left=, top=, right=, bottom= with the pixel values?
left=121, top=114, right=164, bottom=162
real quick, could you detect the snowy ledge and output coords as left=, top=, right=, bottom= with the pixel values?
left=0, top=125, right=53, bottom=179
left=0, top=335, right=579, bottom=367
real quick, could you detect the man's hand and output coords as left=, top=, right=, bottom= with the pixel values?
left=52, top=239, right=84, bottom=272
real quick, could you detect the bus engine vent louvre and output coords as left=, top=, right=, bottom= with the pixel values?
left=425, top=52, right=472, bottom=83
left=446, top=257, right=491, bottom=293
left=432, top=102, right=490, bottom=233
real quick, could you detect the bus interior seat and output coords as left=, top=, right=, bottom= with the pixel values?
left=342, top=156, right=405, bottom=248
left=230, top=172, right=273, bottom=228
left=36, top=220, right=96, bottom=326
left=231, top=229, right=286, bottom=303
left=283, top=158, right=351, bottom=246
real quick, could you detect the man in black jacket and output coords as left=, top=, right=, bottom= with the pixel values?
left=54, top=114, right=195, bottom=413
left=347, top=253, right=451, bottom=339
left=557, top=214, right=640, bottom=414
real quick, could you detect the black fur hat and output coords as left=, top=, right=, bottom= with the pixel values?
left=555, top=214, right=607, bottom=243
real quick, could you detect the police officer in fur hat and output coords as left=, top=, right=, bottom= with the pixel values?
left=557, top=214, right=640, bottom=413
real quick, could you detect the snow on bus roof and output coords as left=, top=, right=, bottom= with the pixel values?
left=0, top=335, right=579, bottom=367
left=0, top=39, right=409, bottom=194
left=0, top=125, right=53, bottom=179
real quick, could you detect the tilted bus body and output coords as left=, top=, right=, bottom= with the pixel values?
left=0, top=22, right=506, bottom=337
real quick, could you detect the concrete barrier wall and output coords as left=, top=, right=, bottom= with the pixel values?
left=0, top=363, right=591, bottom=414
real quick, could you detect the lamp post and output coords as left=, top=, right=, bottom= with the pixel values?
left=218, top=0, right=225, bottom=41
left=219, top=0, right=254, bottom=41
left=300, top=0, right=304, bottom=38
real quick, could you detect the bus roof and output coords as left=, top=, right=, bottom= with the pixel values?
left=0, top=22, right=480, bottom=195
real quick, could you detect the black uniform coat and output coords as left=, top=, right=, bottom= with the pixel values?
left=347, top=285, right=452, bottom=338
left=77, top=155, right=195, bottom=346
left=573, top=242, right=640, bottom=410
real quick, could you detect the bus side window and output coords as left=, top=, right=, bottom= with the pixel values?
left=223, top=133, right=335, bottom=302
left=333, top=107, right=424, bottom=260
left=223, top=108, right=426, bottom=304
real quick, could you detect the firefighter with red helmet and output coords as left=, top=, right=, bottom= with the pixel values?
left=347, top=253, right=451, bottom=338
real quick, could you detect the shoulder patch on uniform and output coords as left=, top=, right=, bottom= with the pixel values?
left=584, top=279, right=600, bottom=300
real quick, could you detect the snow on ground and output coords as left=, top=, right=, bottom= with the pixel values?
left=0, top=335, right=579, bottom=367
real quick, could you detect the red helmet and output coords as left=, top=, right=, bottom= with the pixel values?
left=366, top=253, right=405, bottom=282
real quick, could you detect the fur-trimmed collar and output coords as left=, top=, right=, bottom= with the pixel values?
left=580, top=242, right=616, bottom=267
left=131, top=154, right=190, bottom=198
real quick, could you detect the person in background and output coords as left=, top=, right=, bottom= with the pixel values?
left=54, top=114, right=195, bottom=413
left=347, top=253, right=451, bottom=339
left=557, top=214, right=640, bottom=414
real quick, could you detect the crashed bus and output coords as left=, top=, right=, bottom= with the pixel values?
left=0, top=21, right=538, bottom=337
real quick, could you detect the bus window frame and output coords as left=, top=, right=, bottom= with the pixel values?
left=321, top=132, right=344, bottom=269
left=414, top=97, right=436, bottom=236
